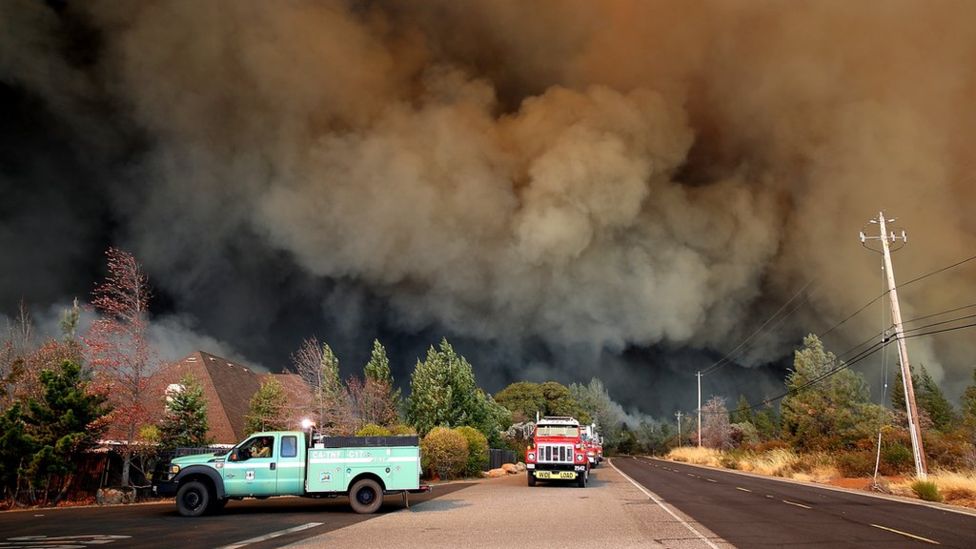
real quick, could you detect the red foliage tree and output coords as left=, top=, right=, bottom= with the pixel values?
left=85, top=248, right=159, bottom=488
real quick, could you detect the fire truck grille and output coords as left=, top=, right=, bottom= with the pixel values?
left=538, top=444, right=574, bottom=464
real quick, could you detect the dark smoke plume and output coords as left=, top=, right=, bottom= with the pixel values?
left=2, top=0, right=975, bottom=413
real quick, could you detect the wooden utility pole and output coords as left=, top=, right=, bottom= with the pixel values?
left=861, top=212, right=927, bottom=478
left=697, top=371, right=702, bottom=448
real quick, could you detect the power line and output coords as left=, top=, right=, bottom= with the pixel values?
left=708, top=319, right=976, bottom=416
left=700, top=280, right=813, bottom=376
left=819, top=252, right=976, bottom=338
left=901, top=302, right=976, bottom=325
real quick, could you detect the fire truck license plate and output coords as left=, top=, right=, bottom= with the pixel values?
left=536, top=471, right=576, bottom=480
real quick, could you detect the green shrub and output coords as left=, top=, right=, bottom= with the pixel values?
left=835, top=451, right=875, bottom=477
left=356, top=424, right=393, bottom=437
left=455, top=426, right=489, bottom=476
left=389, top=424, right=417, bottom=436
left=911, top=480, right=943, bottom=502
left=879, top=443, right=914, bottom=475
left=421, top=427, right=469, bottom=480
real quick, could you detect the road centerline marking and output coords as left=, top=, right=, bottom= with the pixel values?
left=705, top=478, right=717, bottom=483
left=870, top=523, right=940, bottom=545
left=735, top=487, right=751, bottom=493
left=216, top=522, right=323, bottom=549
left=782, top=499, right=811, bottom=509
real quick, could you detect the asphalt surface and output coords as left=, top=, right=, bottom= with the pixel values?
left=0, top=485, right=469, bottom=549
left=614, top=456, right=976, bottom=548
left=286, top=463, right=726, bottom=548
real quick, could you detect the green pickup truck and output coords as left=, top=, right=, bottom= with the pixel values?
left=152, top=431, right=429, bottom=516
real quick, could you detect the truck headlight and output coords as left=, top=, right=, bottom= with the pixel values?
left=169, top=464, right=181, bottom=474
left=576, top=454, right=584, bottom=462
left=527, top=452, right=535, bottom=461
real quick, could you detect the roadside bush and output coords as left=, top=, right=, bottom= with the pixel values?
left=455, top=426, right=489, bottom=476
left=389, top=424, right=418, bottom=436
left=356, top=424, right=392, bottom=437
left=879, top=443, right=914, bottom=475
left=835, top=451, right=875, bottom=477
left=911, top=480, right=943, bottom=502
left=421, top=427, right=469, bottom=480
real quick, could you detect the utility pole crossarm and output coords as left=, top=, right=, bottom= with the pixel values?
left=861, top=211, right=927, bottom=479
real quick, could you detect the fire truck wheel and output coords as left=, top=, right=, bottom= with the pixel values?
left=349, top=478, right=383, bottom=514
left=527, top=472, right=536, bottom=486
left=176, top=480, right=211, bottom=517
left=576, top=472, right=586, bottom=488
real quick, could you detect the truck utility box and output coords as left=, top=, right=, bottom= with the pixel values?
left=307, top=436, right=421, bottom=493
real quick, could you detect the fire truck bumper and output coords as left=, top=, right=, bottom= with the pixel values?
left=530, top=464, right=587, bottom=479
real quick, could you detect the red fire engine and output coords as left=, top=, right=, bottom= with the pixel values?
left=582, top=424, right=603, bottom=467
left=524, top=416, right=590, bottom=487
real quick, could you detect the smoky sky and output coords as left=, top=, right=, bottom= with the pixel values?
left=2, top=0, right=975, bottom=416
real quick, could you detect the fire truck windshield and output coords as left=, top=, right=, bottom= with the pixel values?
left=536, top=426, right=580, bottom=437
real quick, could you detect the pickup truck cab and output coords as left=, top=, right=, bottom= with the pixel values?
left=153, top=431, right=429, bottom=516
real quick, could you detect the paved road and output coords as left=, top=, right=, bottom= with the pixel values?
left=0, top=485, right=468, bottom=549
left=287, top=464, right=726, bottom=548
left=614, top=456, right=976, bottom=548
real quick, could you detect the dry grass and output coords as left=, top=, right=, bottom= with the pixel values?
left=666, top=446, right=723, bottom=467
left=891, top=470, right=976, bottom=505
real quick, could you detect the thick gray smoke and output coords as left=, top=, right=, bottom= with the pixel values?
left=2, top=0, right=975, bottom=412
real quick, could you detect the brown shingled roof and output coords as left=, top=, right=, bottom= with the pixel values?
left=147, top=351, right=312, bottom=444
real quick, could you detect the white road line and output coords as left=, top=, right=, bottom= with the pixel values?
left=216, top=522, right=323, bottom=549
left=765, top=495, right=775, bottom=499
left=870, top=523, right=940, bottom=545
left=706, top=478, right=717, bottom=483
left=687, top=474, right=697, bottom=478
left=735, top=487, right=751, bottom=493
left=609, top=458, right=721, bottom=549
left=782, top=500, right=811, bottom=509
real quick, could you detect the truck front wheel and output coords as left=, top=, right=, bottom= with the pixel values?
left=349, top=478, right=383, bottom=514
left=527, top=472, right=536, bottom=486
left=176, top=480, right=212, bottom=517
left=576, top=472, right=586, bottom=488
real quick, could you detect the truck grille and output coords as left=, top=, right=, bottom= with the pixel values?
left=537, top=444, right=574, bottom=464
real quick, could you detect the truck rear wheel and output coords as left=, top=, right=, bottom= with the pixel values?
left=527, top=472, right=536, bottom=486
left=349, top=478, right=383, bottom=514
left=176, top=480, right=211, bottom=517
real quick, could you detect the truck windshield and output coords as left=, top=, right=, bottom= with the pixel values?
left=536, top=426, right=579, bottom=437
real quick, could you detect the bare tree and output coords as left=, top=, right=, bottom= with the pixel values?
left=288, top=337, right=355, bottom=434
left=701, top=396, right=731, bottom=450
left=85, top=248, right=159, bottom=488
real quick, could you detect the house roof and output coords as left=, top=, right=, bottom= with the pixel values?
left=148, top=351, right=309, bottom=444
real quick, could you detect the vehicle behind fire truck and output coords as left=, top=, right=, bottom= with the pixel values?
left=582, top=424, right=603, bottom=467
left=524, top=416, right=589, bottom=487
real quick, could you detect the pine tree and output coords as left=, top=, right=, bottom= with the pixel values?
left=159, top=374, right=211, bottom=449
left=23, top=360, right=111, bottom=505
left=406, top=338, right=505, bottom=442
left=731, top=394, right=754, bottom=424
left=781, top=334, right=882, bottom=450
left=916, top=365, right=955, bottom=431
left=244, top=377, right=288, bottom=435
left=0, top=403, right=33, bottom=502
left=892, top=364, right=956, bottom=431
left=352, top=340, right=400, bottom=426
left=961, top=368, right=976, bottom=434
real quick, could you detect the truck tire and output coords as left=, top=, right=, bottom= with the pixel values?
left=176, top=480, right=211, bottom=517
left=349, top=478, right=383, bottom=514
left=576, top=472, right=586, bottom=488
left=527, top=472, right=536, bottom=486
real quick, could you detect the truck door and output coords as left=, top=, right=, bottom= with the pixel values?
left=223, top=435, right=278, bottom=497
left=276, top=434, right=305, bottom=494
